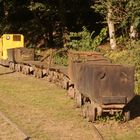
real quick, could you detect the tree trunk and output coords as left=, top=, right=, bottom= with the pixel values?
left=3, top=0, right=8, bottom=16
left=130, top=25, right=138, bottom=40
left=107, top=4, right=117, bottom=50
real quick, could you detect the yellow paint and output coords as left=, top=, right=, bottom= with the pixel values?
left=0, top=34, right=24, bottom=60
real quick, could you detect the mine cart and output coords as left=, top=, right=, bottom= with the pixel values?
left=68, top=51, right=135, bottom=122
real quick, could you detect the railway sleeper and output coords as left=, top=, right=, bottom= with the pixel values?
left=42, top=69, right=47, bottom=76
left=123, top=110, right=130, bottom=121
left=37, top=69, right=43, bottom=78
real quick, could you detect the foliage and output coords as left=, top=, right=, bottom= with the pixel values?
left=0, top=0, right=95, bottom=49
left=0, top=0, right=139, bottom=50
left=67, top=26, right=107, bottom=51
left=97, top=112, right=123, bottom=122
left=102, top=41, right=140, bottom=94
left=125, top=0, right=140, bottom=26
left=28, top=2, right=46, bottom=11
left=53, top=51, right=68, bottom=66
left=92, top=0, right=140, bottom=39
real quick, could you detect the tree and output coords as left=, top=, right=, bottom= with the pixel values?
left=93, top=0, right=140, bottom=48
left=107, top=1, right=116, bottom=49
left=92, top=0, right=117, bottom=50
left=125, top=0, right=140, bottom=40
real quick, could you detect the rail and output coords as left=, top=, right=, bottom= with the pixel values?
left=0, top=111, right=30, bottom=140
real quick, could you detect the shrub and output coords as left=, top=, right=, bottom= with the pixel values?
left=67, top=26, right=107, bottom=51
left=102, top=41, right=140, bottom=94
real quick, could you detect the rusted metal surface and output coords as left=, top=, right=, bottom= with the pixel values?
left=7, top=48, right=35, bottom=62
left=15, top=48, right=35, bottom=61
left=102, top=96, right=127, bottom=104
left=102, top=104, right=125, bottom=109
left=75, top=64, right=134, bottom=104
left=68, top=51, right=110, bottom=64
left=69, top=58, right=135, bottom=108
left=68, top=51, right=110, bottom=84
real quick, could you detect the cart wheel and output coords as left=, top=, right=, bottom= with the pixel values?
left=36, top=71, right=39, bottom=78
left=67, top=86, right=75, bottom=99
left=97, top=106, right=103, bottom=117
left=38, top=69, right=43, bottom=78
left=87, top=105, right=96, bottom=122
left=25, top=67, right=30, bottom=75
left=75, top=92, right=82, bottom=108
left=9, top=62, right=12, bottom=70
left=12, top=63, right=15, bottom=70
left=82, top=104, right=88, bottom=118
left=62, top=76, right=67, bottom=89
left=34, top=70, right=37, bottom=77
left=22, top=67, right=25, bottom=74
left=15, top=64, right=18, bottom=72
left=18, top=64, right=21, bottom=72
left=9, top=62, right=15, bottom=70
left=52, top=72, right=57, bottom=82
left=15, top=64, right=18, bottom=71
left=124, top=111, right=130, bottom=121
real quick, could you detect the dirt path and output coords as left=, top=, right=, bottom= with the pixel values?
left=0, top=66, right=140, bottom=140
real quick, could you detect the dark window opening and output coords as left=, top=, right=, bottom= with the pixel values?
left=13, top=35, right=21, bottom=41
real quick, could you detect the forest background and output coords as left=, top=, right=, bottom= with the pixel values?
left=0, top=0, right=140, bottom=93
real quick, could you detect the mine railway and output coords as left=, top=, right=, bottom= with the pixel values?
left=0, top=34, right=135, bottom=125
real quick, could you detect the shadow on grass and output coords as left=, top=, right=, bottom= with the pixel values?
left=0, top=71, right=15, bottom=76
left=124, top=95, right=140, bottom=120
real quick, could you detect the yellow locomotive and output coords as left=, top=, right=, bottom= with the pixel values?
left=0, top=34, right=34, bottom=67
left=0, top=34, right=24, bottom=60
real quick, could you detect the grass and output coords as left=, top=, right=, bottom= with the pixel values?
left=0, top=66, right=95, bottom=140
left=0, top=66, right=140, bottom=140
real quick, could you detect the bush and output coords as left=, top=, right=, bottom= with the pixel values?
left=53, top=50, right=68, bottom=66
left=102, top=41, right=140, bottom=94
left=67, top=26, right=107, bottom=51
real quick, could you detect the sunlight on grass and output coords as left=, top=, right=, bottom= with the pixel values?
left=0, top=67, right=95, bottom=140
left=0, top=66, right=140, bottom=140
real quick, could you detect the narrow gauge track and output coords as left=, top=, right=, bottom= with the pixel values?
left=0, top=111, right=30, bottom=140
